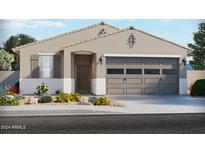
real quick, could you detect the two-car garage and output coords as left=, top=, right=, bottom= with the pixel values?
left=106, top=57, right=179, bottom=95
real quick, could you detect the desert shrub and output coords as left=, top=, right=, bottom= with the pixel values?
left=190, top=79, right=205, bottom=96
left=56, top=92, right=70, bottom=103
left=69, top=93, right=81, bottom=102
left=90, top=96, right=111, bottom=106
left=39, top=95, right=53, bottom=103
left=56, top=92, right=81, bottom=103
left=34, top=82, right=48, bottom=96
left=0, top=96, right=19, bottom=106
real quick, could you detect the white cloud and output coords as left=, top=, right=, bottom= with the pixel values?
left=0, top=20, right=66, bottom=29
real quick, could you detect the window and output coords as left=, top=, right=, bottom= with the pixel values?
left=107, top=69, right=124, bottom=74
left=126, top=69, right=142, bottom=74
left=162, top=69, right=177, bottom=75
left=144, top=69, right=160, bottom=75
left=39, top=55, right=53, bottom=78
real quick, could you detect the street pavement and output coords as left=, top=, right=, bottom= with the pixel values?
left=0, top=113, right=205, bottom=133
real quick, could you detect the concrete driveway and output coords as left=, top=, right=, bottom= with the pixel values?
left=1, top=96, right=205, bottom=116
left=108, top=95, right=205, bottom=114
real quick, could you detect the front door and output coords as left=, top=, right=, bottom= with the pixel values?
left=76, top=65, right=91, bottom=93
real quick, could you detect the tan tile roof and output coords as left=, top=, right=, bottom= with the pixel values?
left=134, top=27, right=192, bottom=51
left=58, top=27, right=192, bottom=51
left=12, top=22, right=119, bottom=52
left=58, top=29, right=126, bottom=50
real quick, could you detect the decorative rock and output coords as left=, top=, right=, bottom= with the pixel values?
left=5, top=95, right=15, bottom=99
left=79, top=96, right=93, bottom=105
left=25, top=97, right=38, bottom=104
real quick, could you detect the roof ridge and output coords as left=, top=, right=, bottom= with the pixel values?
left=12, top=22, right=120, bottom=51
left=59, top=28, right=127, bottom=50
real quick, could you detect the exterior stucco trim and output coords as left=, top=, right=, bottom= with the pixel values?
left=20, top=78, right=75, bottom=94
left=91, top=78, right=106, bottom=95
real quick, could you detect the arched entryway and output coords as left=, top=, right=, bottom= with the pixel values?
left=71, top=51, right=96, bottom=94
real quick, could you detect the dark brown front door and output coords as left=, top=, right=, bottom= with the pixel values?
left=76, top=65, right=90, bottom=93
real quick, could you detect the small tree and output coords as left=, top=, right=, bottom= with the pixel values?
left=3, top=34, right=36, bottom=71
left=188, top=22, right=205, bottom=70
left=0, top=49, right=14, bottom=71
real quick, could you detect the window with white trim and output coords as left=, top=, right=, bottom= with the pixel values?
left=39, top=55, right=53, bottom=78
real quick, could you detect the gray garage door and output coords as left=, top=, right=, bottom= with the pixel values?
left=106, top=57, right=179, bottom=95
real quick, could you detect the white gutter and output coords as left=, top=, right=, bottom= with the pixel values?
left=103, top=54, right=182, bottom=58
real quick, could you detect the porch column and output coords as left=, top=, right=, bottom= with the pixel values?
left=63, top=49, right=75, bottom=93
left=92, top=53, right=106, bottom=95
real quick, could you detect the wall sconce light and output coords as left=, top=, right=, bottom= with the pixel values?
left=182, top=58, right=187, bottom=65
left=98, top=56, right=104, bottom=65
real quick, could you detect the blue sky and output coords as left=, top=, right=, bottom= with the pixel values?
left=0, top=19, right=201, bottom=47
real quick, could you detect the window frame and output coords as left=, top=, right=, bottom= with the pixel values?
left=126, top=68, right=142, bottom=75
left=39, top=55, right=54, bottom=78
left=144, top=69, right=160, bottom=75
left=107, top=68, right=124, bottom=75
left=162, top=69, right=177, bottom=75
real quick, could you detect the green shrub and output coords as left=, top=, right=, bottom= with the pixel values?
left=91, top=96, right=111, bottom=106
left=0, top=96, right=19, bottom=106
left=39, top=95, right=53, bottom=103
left=190, top=79, right=205, bottom=96
left=69, top=93, right=81, bottom=102
left=56, top=92, right=71, bottom=103
left=34, top=82, right=48, bottom=96
left=56, top=92, right=81, bottom=103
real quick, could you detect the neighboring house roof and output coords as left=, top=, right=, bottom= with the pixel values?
left=59, top=26, right=193, bottom=52
left=12, top=22, right=119, bottom=52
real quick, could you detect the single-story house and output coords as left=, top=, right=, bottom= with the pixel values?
left=13, top=22, right=192, bottom=95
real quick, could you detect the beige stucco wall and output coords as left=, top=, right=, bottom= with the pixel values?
left=63, top=29, right=188, bottom=79
left=19, top=24, right=118, bottom=78
left=187, top=70, right=205, bottom=93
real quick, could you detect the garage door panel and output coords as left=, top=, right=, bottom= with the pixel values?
left=107, top=78, right=123, bottom=84
left=125, top=58, right=143, bottom=65
left=160, top=58, right=178, bottom=65
left=106, top=57, right=124, bottom=65
left=126, top=88, right=142, bottom=94
left=144, top=87, right=160, bottom=94
left=126, top=78, right=142, bottom=84
left=144, top=58, right=160, bottom=65
left=107, top=88, right=124, bottom=94
left=125, top=84, right=143, bottom=88
left=106, top=57, right=179, bottom=95
left=160, top=78, right=177, bottom=84
left=161, top=65, right=177, bottom=69
left=145, top=78, right=160, bottom=84
left=106, top=83, right=124, bottom=88
left=160, top=87, right=177, bottom=95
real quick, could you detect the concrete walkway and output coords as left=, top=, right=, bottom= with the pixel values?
left=0, top=96, right=205, bottom=116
